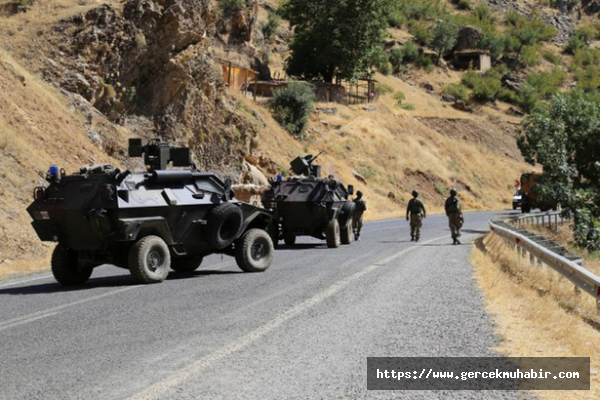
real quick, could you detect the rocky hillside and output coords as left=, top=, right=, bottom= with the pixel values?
left=0, top=0, right=553, bottom=276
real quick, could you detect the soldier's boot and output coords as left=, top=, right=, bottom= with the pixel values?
left=415, top=236, right=420, bottom=242
left=455, top=238, right=461, bottom=245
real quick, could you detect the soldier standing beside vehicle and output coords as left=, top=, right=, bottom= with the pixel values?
left=352, top=190, right=367, bottom=241
left=406, top=190, right=426, bottom=242
left=445, top=188, right=464, bottom=245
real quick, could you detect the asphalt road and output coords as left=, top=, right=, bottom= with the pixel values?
left=0, top=210, right=523, bottom=400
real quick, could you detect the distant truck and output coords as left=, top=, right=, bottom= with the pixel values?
left=519, top=172, right=557, bottom=213
left=28, top=138, right=276, bottom=286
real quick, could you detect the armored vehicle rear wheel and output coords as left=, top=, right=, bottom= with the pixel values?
left=128, top=235, right=171, bottom=284
left=235, top=229, right=274, bottom=272
left=340, top=222, right=352, bottom=245
left=51, top=243, right=93, bottom=286
left=206, top=203, right=243, bottom=250
left=171, top=255, right=203, bottom=273
left=326, top=219, right=341, bottom=248
left=284, top=233, right=296, bottom=246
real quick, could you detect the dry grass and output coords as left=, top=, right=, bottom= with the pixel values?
left=473, top=233, right=600, bottom=400
left=0, top=252, right=50, bottom=281
left=523, top=222, right=600, bottom=276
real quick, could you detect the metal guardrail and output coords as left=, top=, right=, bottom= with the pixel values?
left=489, top=212, right=600, bottom=311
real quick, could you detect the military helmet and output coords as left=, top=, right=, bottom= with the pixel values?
left=412, top=190, right=419, bottom=197
left=356, top=190, right=363, bottom=198
left=450, top=188, right=457, bottom=196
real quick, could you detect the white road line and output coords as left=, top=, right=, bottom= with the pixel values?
left=127, top=235, right=448, bottom=400
left=0, top=286, right=140, bottom=332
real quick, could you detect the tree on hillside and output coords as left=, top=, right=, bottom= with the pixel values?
left=518, top=92, right=600, bottom=250
left=430, top=21, right=459, bottom=65
left=281, top=0, right=392, bottom=82
left=506, top=14, right=556, bottom=63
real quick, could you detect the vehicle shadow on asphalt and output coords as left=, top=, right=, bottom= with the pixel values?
left=277, top=244, right=328, bottom=250
left=0, top=275, right=136, bottom=296
left=0, top=270, right=244, bottom=295
left=166, top=270, right=243, bottom=280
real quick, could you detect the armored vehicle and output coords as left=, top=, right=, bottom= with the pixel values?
left=27, top=138, right=275, bottom=286
left=262, top=153, right=355, bottom=248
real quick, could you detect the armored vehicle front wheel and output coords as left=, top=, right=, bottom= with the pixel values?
left=171, top=255, right=203, bottom=273
left=326, top=219, right=341, bottom=248
left=51, top=243, right=93, bottom=286
left=284, top=233, right=296, bottom=246
left=128, top=235, right=171, bottom=284
left=340, top=222, right=352, bottom=245
left=235, top=229, right=274, bottom=272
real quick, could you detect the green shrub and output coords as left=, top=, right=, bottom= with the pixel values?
left=393, top=91, right=406, bottom=106
left=542, top=50, right=561, bottom=65
left=399, top=103, right=416, bottom=110
left=525, top=68, right=566, bottom=99
left=272, top=82, right=316, bottom=137
left=218, top=0, right=246, bottom=18
left=388, top=48, right=404, bottom=73
left=444, top=83, right=470, bottom=101
left=471, top=76, right=501, bottom=102
left=461, top=70, right=479, bottom=89
left=498, top=87, right=520, bottom=104
left=261, top=12, right=281, bottom=43
left=416, top=54, right=433, bottom=70
left=409, top=20, right=432, bottom=45
left=401, top=42, right=420, bottom=63
left=517, top=84, right=540, bottom=112
left=521, top=46, right=541, bottom=66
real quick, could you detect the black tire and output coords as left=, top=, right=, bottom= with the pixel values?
left=128, top=235, right=171, bottom=284
left=171, top=255, right=203, bottom=273
left=340, top=221, right=352, bottom=245
left=205, top=203, right=243, bottom=250
left=325, top=219, right=341, bottom=248
left=338, top=201, right=356, bottom=228
left=512, top=205, right=517, bottom=210
left=51, top=243, right=92, bottom=286
left=284, top=233, right=296, bottom=246
left=235, top=229, right=274, bottom=272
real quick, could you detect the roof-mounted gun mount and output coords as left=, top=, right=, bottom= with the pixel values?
left=128, top=138, right=191, bottom=171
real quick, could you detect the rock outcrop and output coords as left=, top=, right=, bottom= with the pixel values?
left=45, top=0, right=258, bottom=174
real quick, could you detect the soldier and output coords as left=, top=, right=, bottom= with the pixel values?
left=406, top=190, right=426, bottom=242
left=352, top=190, right=367, bottom=241
left=445, top=188, right=464, bottom=245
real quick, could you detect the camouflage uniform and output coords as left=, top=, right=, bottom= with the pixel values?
left=406, top=198, right=426, bottom=241
left=352, top=197, right=367, bottom=240
left=445, top=193, right=463, bottom=245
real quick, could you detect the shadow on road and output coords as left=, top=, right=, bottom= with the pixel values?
left=0, top=269, right=244, bottom=296
left=377, top=240, right=414, bottom=244
left=0, top=275, right=135, bottom=296
left=277, top=243, right=327, bottom=250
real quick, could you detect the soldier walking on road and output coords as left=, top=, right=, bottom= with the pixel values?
left=406, top=190, right=426, bottom=242
left=352, top=190, right=367, bottom=241
left=445, top=188, right=464, bottom=245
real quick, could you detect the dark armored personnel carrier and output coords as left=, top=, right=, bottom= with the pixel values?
left=262, top=153, right=355, bottom=248
left=27, top=138, right=275, bottom=285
